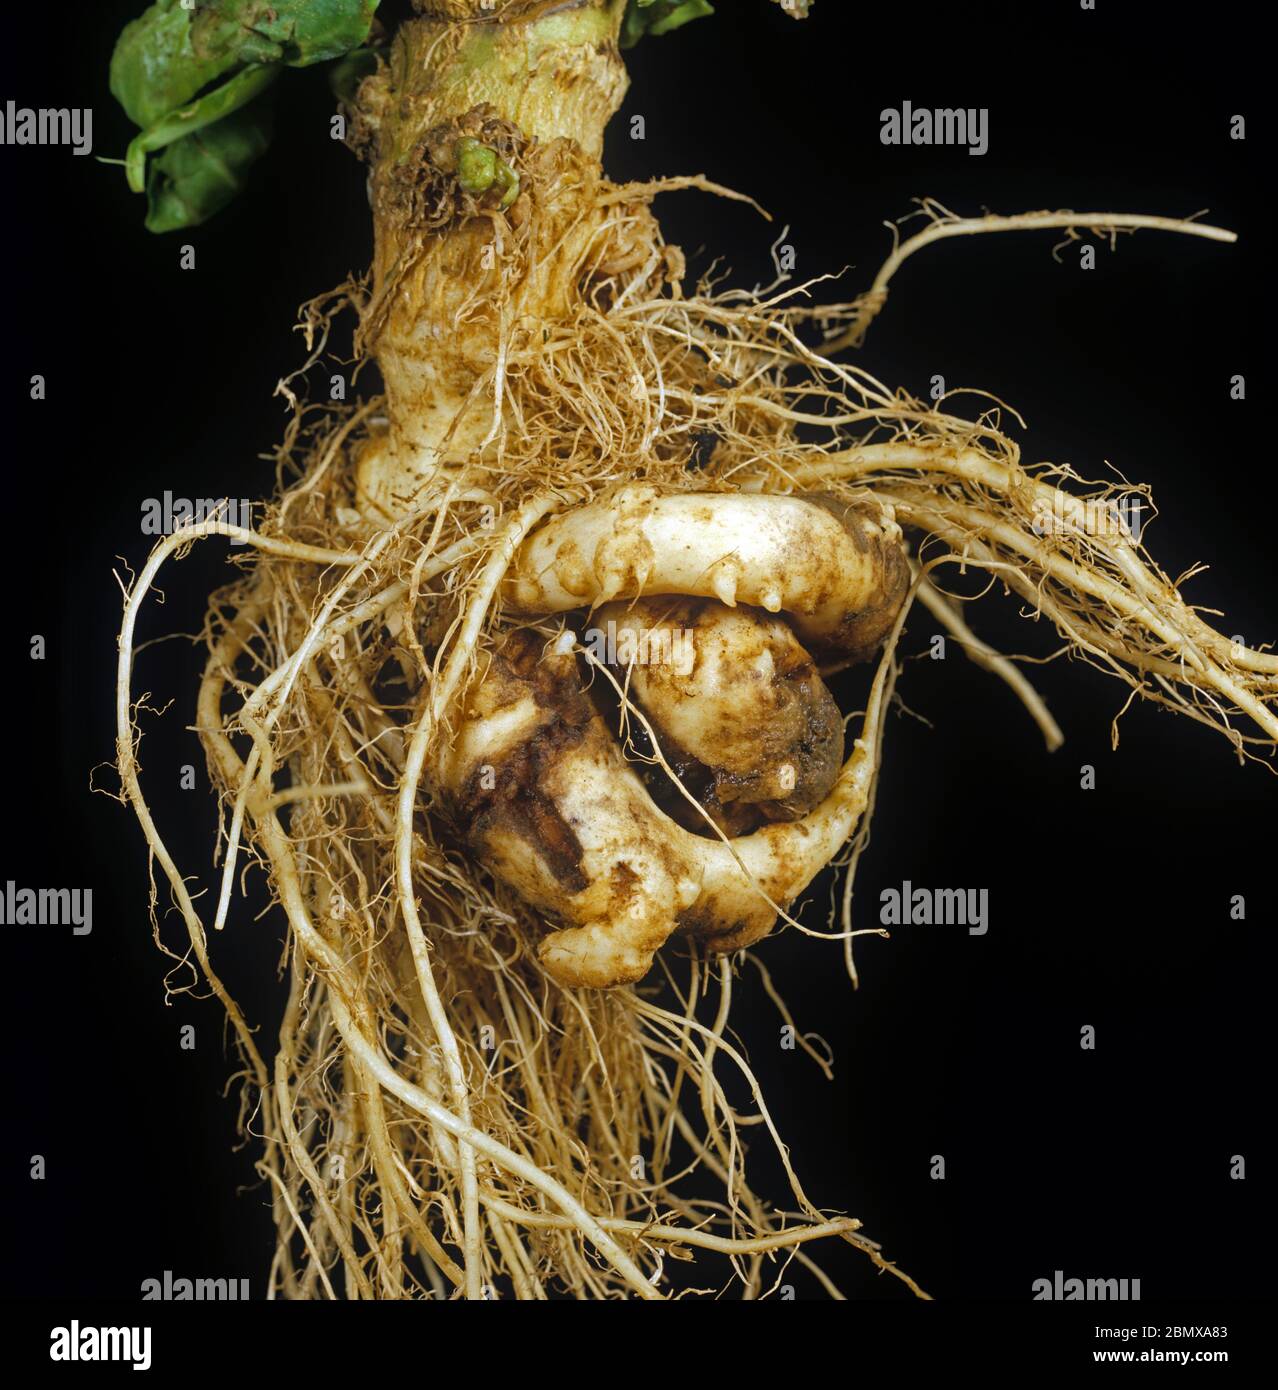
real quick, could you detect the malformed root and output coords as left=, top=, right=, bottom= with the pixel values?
left=505, top=487, right=910, bottom=660
left=112, top=1, right=1272, bottom=1300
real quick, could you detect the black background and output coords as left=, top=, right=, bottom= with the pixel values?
left=1, top=0, right=1271, bottom=1307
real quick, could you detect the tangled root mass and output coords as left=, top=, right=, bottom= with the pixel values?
left=115, top=98, right=1274, bottom=1300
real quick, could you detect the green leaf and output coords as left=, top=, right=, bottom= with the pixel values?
left=145, top=98, right=275, bottom=232
left=124, top=62, right=280, bottom=193
left=621, top=0, right=714, bottom=48
left=190, top=0, right=381, bottom=69
left=111, top=1, right=381, bottom=230
left=110, top=0, right=240, bottom=129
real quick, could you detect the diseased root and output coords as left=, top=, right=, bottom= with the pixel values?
left=113, top=180, right=1272, bottom=1299
left=438, top=485, right=912, bottom=988
left=504, top=487, right=910, bottom=661
left=595, top=594, right=845, bottom=832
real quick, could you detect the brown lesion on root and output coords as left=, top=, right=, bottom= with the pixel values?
left=642, top=684, right=842, bottom=838
left=622, top=719, right=761, bottom=838
left=718, top=623, right=844, bottom=820
left=677, top=906, right=776, bottom=955
left=456, top=631, right=593, bottom=894
left=590, top=598, right=844, bottom=837
left=803, top=491, right=911, bottom=662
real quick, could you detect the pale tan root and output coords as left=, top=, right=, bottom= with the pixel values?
left=822, top=202, right=1238, bottom=352
left=439, top=616, right=895, bottom=988
left=915, top=570, right=1064, bottom=752
left=504, top=486, right=908, bottom=657
left=117, top=498, right=894, bottom=1298
left=594, top=594, right=844, bottom=823
left=112, top=162, right=1271, bottom=1302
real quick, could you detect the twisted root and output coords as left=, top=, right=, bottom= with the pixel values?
left=439, top=487, right=911, bottom=987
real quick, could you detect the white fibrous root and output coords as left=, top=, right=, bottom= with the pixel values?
left=436, top=487, right=910, bottom=988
